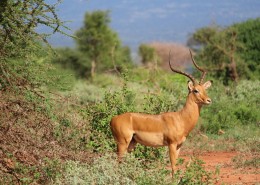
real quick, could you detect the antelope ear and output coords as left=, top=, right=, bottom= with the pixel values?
left=188, top=81, right=194, bottom=91
left=203, top=80, right=212, bottom=89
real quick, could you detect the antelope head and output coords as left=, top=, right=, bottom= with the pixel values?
left=169, top=49, right=212, bottom=105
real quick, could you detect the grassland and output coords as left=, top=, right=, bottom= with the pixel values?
left=0, top=66, right=259, bottom=184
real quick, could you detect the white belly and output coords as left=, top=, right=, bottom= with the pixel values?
left=133, top=131, right=167, bottom=147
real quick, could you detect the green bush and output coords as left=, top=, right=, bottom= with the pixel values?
left=138, top=44, right=157, bottom=65
left=173, top=158, right=215, bottom=185
left=52, top=48, right=90, bottom=78
left=200, top=80, right=260, bottom=134
left=84, top=81, right=135, bottom=152
left=54, top=154, right=215, bottom=185
left=233, top=18, right=260, bottom=79
left=54, top=154, right=170, bottom=185
left=0, top=56, right=76, bottom=93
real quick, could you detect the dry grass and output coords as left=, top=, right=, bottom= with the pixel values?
left=0, top=89, right=94, bottom=184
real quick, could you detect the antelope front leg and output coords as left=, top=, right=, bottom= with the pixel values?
left=168, top=143, right=178, bottom=178
left=117, top=142, right=128, bottom=162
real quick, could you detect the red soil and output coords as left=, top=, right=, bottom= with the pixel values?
left=179, top=151, right=259, bottom=185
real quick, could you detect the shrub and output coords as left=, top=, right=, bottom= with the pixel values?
left=200, top=80, right=260, bottom=134
left=54, top=154, right=170, bottom=185
left=54, top=154, right=215, bottom=185
left=138, top=44, right=158, bottom=65
left=84, top=79, right=135, bottom=152
left=52, top=48, right=90, bottom=78
left=173, top=158, right=215, bottom=185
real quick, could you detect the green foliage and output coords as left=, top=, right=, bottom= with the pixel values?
left=75, top=10, right=132, bottom=77
left=54, top=154, right=215, bottom=185
left=54, top=154, right=170, bottom=185
left=138, top=44, right=158, bottom=64
left=0, top=55, right=76, bottom=93
left=143, top=92, right=175, bottom=114
left=76, top=10, right=115, bottom=55
left=84, top=78, right=136, bottom=152
left=0, top=0, right=68, bottom=60
left=191, top=26, right=242, bottom=84
left=45, top=63, right=77, bottom=91
left=52, top=47, right=91, bottom=78
left=190, top=18, right=260, bottom=83
left=0, top=0, right=71, bottom=96
left=200, top=80, right=260, bottom=134
left=41, top=158, right=63, bottom=182
left=233, top=18, right=260, bottom=79
left=4, top=156, right=63, bottom=184
left=173, top=158, right=215, bottom=185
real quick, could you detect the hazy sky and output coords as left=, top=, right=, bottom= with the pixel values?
left=49, top=0, right=260, bottom=51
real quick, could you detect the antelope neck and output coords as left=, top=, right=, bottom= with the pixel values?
left=179, top=93, right=201, bottom=135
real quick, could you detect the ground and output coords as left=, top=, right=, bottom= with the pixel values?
left=179, top=151, right=259, bottom=185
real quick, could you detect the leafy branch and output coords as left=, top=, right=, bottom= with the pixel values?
left=0, top=0, right=69, bottom=60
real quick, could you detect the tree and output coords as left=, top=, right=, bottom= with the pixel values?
left=138, top=44, right=157, bottom=65
left=233, top=18, right=260, bottom=79
left=75, top=10, right=131, bottom=78
left=188, top=26, right=241, bottom=84
left=0, top=0, right=67, bottom=89
left=0, top=0, right=66, bottom=60
left=188, top=19, right=260, bottom=84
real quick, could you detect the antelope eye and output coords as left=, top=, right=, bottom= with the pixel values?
left=193, top=89, right=199, bottom=94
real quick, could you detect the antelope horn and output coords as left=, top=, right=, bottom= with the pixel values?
left=189, top=49, right=207, bottom=84
left=169, top=50, right=196, bottom=85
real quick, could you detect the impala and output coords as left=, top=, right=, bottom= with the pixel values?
left=110, top=49, right=212, bottom=177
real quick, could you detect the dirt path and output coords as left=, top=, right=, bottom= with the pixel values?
left=179, top=151, right=259, bottom=185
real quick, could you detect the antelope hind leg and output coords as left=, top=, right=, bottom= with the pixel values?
left=127, top=138, right=137, bottom=153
